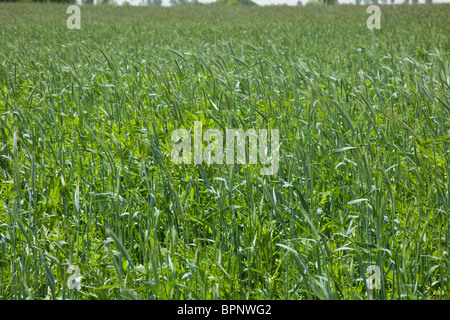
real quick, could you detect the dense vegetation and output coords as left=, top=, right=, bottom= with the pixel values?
left=0, top=4, right=449, bottom=300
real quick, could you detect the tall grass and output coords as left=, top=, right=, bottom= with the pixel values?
left=0, top=3, right=449, bottom=299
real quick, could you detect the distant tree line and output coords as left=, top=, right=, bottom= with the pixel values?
left=146, top=0, right=162, bottom=5
left=0, top=0, right=433, bottom=4
left=167, top=0, right=256, bottom=5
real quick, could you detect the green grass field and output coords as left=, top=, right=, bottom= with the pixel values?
left=0, top=3, right=449, bottom=300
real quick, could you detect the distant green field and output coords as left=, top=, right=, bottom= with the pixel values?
left=0, top=3, right=449, bottom=300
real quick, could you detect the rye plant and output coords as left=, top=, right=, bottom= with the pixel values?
left=0, top=3, right=449, bottom=300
